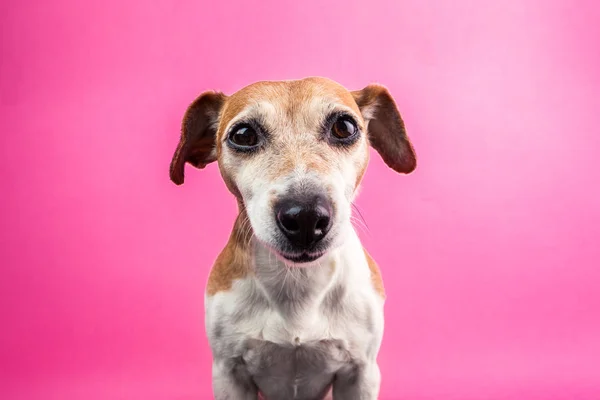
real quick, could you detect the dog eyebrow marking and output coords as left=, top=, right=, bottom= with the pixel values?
left=206, top=213, right=252, bottom=296
left=363, top=249, right=385, bottom=298
left=221, top=102, right=276, bottom=139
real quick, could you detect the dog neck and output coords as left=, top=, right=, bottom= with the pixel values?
left=252, top=240, right=340, bottom=316
left=232, top=208, right=352, bottom=319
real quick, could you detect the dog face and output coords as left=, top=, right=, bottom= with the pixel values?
left=170, top=77, right=416, bottom=265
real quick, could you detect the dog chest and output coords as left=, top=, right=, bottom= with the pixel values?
left=242, top=338, right=352, bottom=400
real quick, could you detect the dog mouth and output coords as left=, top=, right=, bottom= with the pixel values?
left=254, top=234, right=333, bottom=266
left=278, top=250, right=326, bottom=264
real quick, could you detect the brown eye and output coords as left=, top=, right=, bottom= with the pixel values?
left=228, top=125, right=259, bottom=149
left=332, top=117, right=357, bottom=140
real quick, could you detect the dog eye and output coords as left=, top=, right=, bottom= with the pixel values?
left=228, top=125, right=258, bottom=148
left=331, top=117, right=357, bottom=140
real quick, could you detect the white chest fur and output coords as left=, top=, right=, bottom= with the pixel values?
left=205, top=230, right=384, bottom=399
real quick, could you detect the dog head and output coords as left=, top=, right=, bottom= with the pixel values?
left=170, top=77, right=416, bottom=265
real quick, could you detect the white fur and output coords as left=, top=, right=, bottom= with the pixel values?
left=206, top=226, right=384, bottom=399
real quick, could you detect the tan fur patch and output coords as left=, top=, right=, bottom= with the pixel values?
left=206, top=211, right=253, bottom=296
left=363, top=249, right=385, bottom=298
left=216, top=77, right=369, bottom=195
left=218, top=77, right=364, bottom=140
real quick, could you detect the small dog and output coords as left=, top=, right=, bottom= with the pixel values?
left=170, top=77, right=416, bottom=400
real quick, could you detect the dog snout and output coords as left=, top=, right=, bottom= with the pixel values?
left=275, top=195, right=333, bottom=249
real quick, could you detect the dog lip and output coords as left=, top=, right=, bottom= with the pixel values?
left=254, top=237, right=330, bottom=264
left=279, top=251, right=325, bottom=264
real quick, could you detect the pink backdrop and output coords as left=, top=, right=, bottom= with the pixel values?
left=2, top=0, right=600, bottom=399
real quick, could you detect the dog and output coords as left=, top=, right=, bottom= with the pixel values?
left=169, top=77, right=416, bottom=400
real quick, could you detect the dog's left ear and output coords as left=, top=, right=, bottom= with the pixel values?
left=352, top=84, right=416, bottom=174
left=169, top=91, right=227, bottom=185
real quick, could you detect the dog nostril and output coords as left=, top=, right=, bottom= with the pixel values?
left=278, top=207, right=302, bottom=232
left=313, top=203, right=331, bottom=237
left=315, top=215, right=330, bottom=233
left=280, top=216, right=300, bottom=232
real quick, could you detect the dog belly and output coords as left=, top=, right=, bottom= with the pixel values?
left=243, top=339, right=350, bottom=400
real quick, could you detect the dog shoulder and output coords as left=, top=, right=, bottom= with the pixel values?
left=206, top=213, right=254, bottom=296
left=363, top=248, right=385, bottom=298
left=206, top=238, right=251, bottom=296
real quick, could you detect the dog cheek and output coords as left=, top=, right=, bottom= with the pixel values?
left=337, top=158, right=359, bottom=202
left=218, top=157, right=243, bottom=200
left=222, top=173, right=242, bottom=199
left=238, top=177, right=255, bottom=203
left=354, top=151, right=369, bottom=190
left=244, top=187, right=275, bottom=244
left=350, top=140, right=370, bottom=191
left=325, top=170, right=353, bottom=226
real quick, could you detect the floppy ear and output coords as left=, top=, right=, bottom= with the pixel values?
left=352, top=84, right=416, bottom=174
left=169, top=91, right=227, bottom=185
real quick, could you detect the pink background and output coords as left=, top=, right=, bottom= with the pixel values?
left=1, top=0, right=600, bottom=399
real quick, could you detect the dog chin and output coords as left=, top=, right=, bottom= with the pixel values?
left=264, top=242, right=330, bottom=267
left=277, top=251, right=326, bottom=266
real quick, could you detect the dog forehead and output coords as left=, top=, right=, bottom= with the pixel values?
left=218, top=77, right=360, bottom=133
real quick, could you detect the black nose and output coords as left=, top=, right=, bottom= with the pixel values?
left=275, top=196, right=333, bottom=249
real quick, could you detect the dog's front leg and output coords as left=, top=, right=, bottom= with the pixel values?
left=332, top=362, right=381, bottom=400
left=212, top=358, right=258, bottom=400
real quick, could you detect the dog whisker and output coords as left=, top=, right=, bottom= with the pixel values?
left=350, top=217, right=370, bottom=237
left=276, top=265, right=290, bottom=301
left=288, top=265, right=302, bottom=285
left=351, top=203, right=370, bottom=231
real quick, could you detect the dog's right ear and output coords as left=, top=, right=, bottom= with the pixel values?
left=169, top=91, right=227, bottom=185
